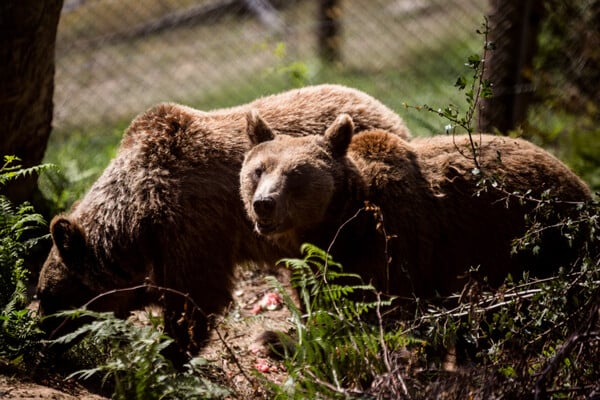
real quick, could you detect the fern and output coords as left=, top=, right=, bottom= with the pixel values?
left=0, top=156, right=51, bottom=362
left=0, top=196, right=48, bottom=310
left=0, top=155, right=56, bottom=187
left=267, top=243, right=419, bottom=399
left=54, top=310, right=230, bottom=399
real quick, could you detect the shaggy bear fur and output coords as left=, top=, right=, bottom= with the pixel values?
left=240, top=114, right=592, bottom=303
left=36, top=85, right=410, bottom=361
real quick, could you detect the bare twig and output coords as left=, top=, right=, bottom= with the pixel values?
left=303, top=369, right=365, bottom=397
left=325, top=206, right=365, bottom=268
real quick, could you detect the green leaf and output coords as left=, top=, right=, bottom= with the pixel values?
left=466, top=54, right=482, bottom=69
left=455, top=75, right=467, bottom=90
left=481, top=80, right=493, bottom=98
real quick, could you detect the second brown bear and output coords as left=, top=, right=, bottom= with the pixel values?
left=240, top=114, right=592, bottom=302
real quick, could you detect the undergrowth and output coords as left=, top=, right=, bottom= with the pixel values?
left=259, top=199, right=598, bottom=398
left=53, top=309, right=230, bottom=400
left=0, top=156, right=50, bottom=364
left=264, top=244, right=418, bottom=399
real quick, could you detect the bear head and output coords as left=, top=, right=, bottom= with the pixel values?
left=37, top=215, right=145, bottom=337
left=240, top=112, right=359, bottom=250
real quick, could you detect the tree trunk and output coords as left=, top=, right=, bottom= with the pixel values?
left=318, top=0, right=342, bottom=64
left=0, top=0, right=63, bottom=204
left=479, top=0, right=544, bottom=134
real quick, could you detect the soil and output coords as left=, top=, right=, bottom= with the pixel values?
left=0, top=268, right=293, bottom=399
left=199, top=268, right=296, bottom=399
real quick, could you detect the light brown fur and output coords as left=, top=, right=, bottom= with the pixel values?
left=240, top=114, right=592, bottom=304
left=36, top=85, right=410, bottom=361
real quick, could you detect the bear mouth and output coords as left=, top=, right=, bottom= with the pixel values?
left=255, top=220, right=279, bottom=235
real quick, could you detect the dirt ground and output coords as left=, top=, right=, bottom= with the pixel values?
left=0, top=269, right=294, bottom=399
left=199, top=268, right=296, bottom=399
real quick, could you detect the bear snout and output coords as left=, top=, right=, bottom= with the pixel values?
left=253, top=195, right=277, bottom=219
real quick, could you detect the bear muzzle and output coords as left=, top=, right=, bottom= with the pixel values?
left=252, top=195, right=284, bottom=235
left=253, top=195, right=276, bottom=218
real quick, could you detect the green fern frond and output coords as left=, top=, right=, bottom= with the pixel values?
left=269, top=243, right=415, bottom=398
left=54, top=309, right=230, bottom=399
left=0, top=155, right=56, bottom=186
left=0, top=160, right=51, bottom=363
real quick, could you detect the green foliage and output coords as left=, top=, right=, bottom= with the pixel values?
left=0, top=155, right=56, bottom=188
left=512, top=192, right=598, bottom=256
left=0, top=198, right=46, bottom=310
left=0, top=156, right=50, bottom=362
left=39, top=127, right=123, bottom=214
left=0, top=156, right=50, bottom=309
left=266, top=244, right=419, bottom=399
left=268, top=42, right=312, bottom=88
left=409, top=199, right=600, bottom=397
left=0, top=307, right=44, bottom=364
left=54, top=309, right=230, bottom=400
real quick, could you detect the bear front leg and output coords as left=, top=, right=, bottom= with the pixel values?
left=161, top=293, right=209, bottom=369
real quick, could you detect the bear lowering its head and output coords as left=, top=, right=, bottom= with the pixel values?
left=240, top=114, right=592, bottom=301
left=36, top=85, right=411, bottom=362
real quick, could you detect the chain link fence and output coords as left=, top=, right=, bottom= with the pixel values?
left=54, top=0, right=488, bottom=136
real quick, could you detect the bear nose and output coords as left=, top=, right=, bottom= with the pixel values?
left=253, top=196, right=276, bottom=218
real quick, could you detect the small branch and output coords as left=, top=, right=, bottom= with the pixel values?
left=490, top=185, right=589, bottom=207
left=303, top=369, right=365, bottom=397
left=211, top=315, right=256, bottom=389
left=406, top=268, right=600, bottom=330
left=326, top=206, right=364, bottom=259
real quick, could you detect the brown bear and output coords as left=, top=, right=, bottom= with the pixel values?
left=36, top=84, right=411, bottom=361
left=239, top=114, right=592, bottom=303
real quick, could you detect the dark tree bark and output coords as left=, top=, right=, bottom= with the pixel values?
left=479, top=0, right=544, bottom=134
left=318, top=0, right=342, bottom=64
left=0, top=0, right=63, bottom=204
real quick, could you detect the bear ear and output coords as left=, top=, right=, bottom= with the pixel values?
left=246, top=109, right=275, bottom=146
left=324, top=113, right=354, bottom=158
left=50, top=216, right=86, bottom=264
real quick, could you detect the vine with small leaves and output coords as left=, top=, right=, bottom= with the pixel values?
left=403, top=17, right=494, bottom=173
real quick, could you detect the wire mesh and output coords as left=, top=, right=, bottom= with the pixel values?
left=54, top=0, right=489, bottom=135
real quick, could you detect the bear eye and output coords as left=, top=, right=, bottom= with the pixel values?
left=253, top=166, right=264, bottom=180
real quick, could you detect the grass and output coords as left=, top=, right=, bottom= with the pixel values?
left=51, top=0, right=486, bottom=128
left=40, top=126, right=124, bottom=213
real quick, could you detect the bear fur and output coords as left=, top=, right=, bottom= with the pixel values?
left=36, top=85, right=411, bottom=359
left=239, top=114, right=592, bottom=303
